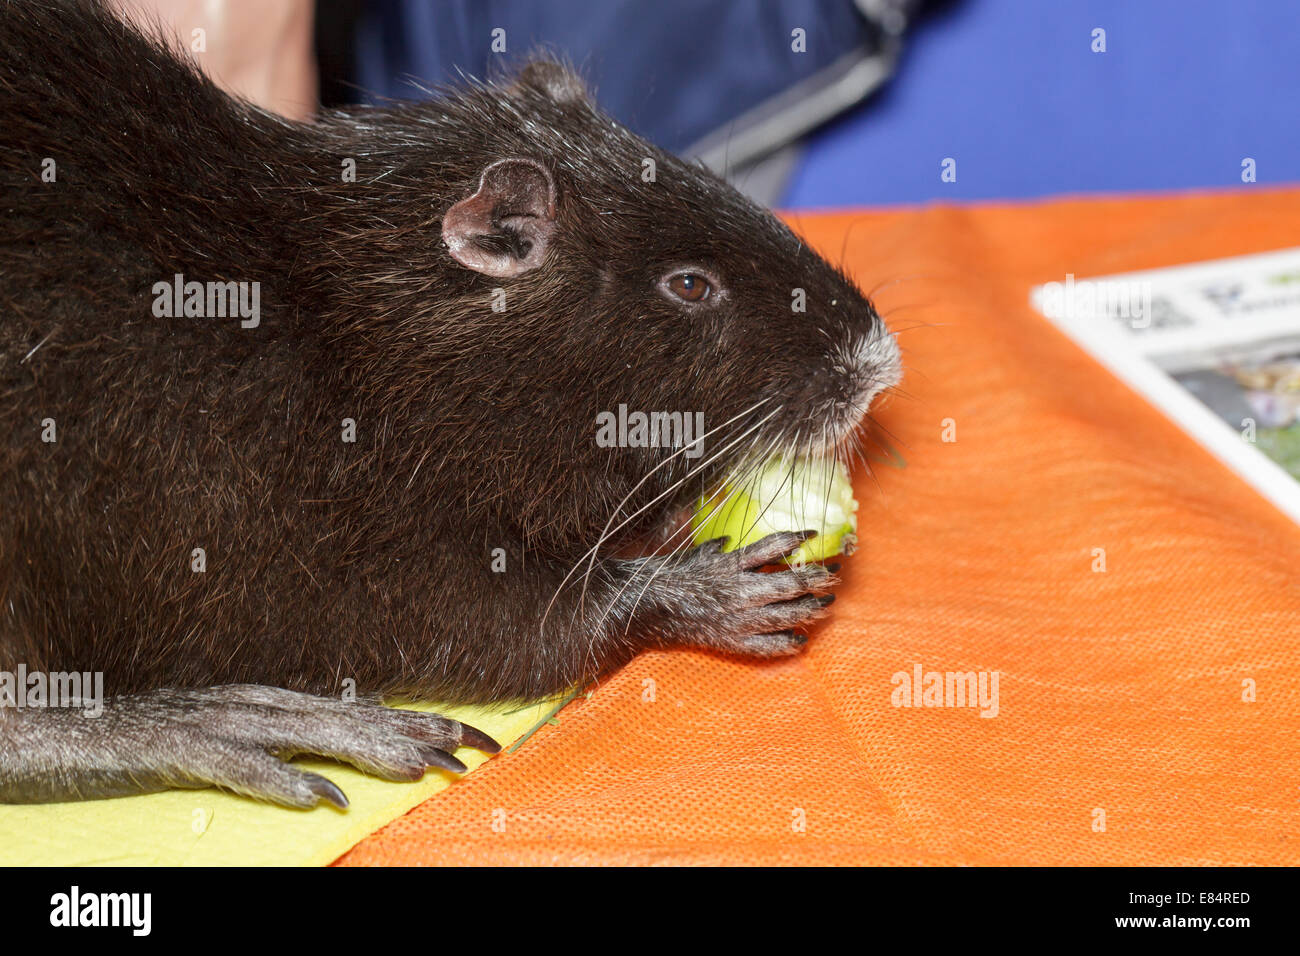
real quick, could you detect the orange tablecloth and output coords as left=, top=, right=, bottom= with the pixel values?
left=338, top=187, right=1300, bottom=866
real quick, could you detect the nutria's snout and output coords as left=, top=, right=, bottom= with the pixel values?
left=840, top=319, right=903, bottom=427
left=796, top=316, right=903, bottom=455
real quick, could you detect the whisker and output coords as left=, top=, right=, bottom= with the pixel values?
left=613, top=432, right=786, bottom=636
left=540, top=398, right=775, bottom=634
left=569, top=405, right=781, bottom=622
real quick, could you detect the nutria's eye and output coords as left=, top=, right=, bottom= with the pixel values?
left=666, top=272, right=710, bottom=303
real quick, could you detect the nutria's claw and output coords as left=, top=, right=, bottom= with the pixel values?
left=456, top=723, right=502, bottom=755
left=308, top=776, right=350, bottom=810
left=420, top=746, right=469, bottom=774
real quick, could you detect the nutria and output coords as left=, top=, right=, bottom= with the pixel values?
left=0, top=0, right=901, bottom=807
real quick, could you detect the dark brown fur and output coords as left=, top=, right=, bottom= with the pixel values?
left=0, top=0, right=900, bottom=806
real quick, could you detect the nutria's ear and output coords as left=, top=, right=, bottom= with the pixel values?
left=442, top=158, right=556, bottom=277
left=510, top=60, right=590, bottom=105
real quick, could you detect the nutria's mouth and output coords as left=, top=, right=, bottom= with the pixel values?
left=625, top=447, right=864, bottom=563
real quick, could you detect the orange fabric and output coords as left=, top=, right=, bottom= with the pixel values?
left=337, top=187, right=1300, bottom=866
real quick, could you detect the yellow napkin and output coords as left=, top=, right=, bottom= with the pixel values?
left=0, top=697, right=562, bottom=866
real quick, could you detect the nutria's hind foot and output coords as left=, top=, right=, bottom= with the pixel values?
left=175, top=685, right=501, bottom=807
left=0, top=685, right=500, bottom=810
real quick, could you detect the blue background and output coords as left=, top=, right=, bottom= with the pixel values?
left=785, top=0, right=1300, bottom=208
left=350, top=0, right=1300, bottom=209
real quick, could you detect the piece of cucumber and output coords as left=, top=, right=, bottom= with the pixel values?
left=690, top=456, right=858, bottom=564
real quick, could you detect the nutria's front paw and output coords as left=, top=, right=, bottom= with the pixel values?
left=626, top=530, right=839, bottom=657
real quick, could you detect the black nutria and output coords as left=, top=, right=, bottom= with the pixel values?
left=0, top=0, right=901, bottom=807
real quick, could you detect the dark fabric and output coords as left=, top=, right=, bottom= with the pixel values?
left=334, top=0, right=890, bottom=154
left=314, top=0, right=364, bottom=108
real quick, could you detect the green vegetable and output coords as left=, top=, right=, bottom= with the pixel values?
left=690, top=456, right=858, bottom=564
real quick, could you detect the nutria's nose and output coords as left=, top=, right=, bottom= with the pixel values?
left=849, top=322, right=902, bottom=405
left=813, top=322, right=901, bottom=450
